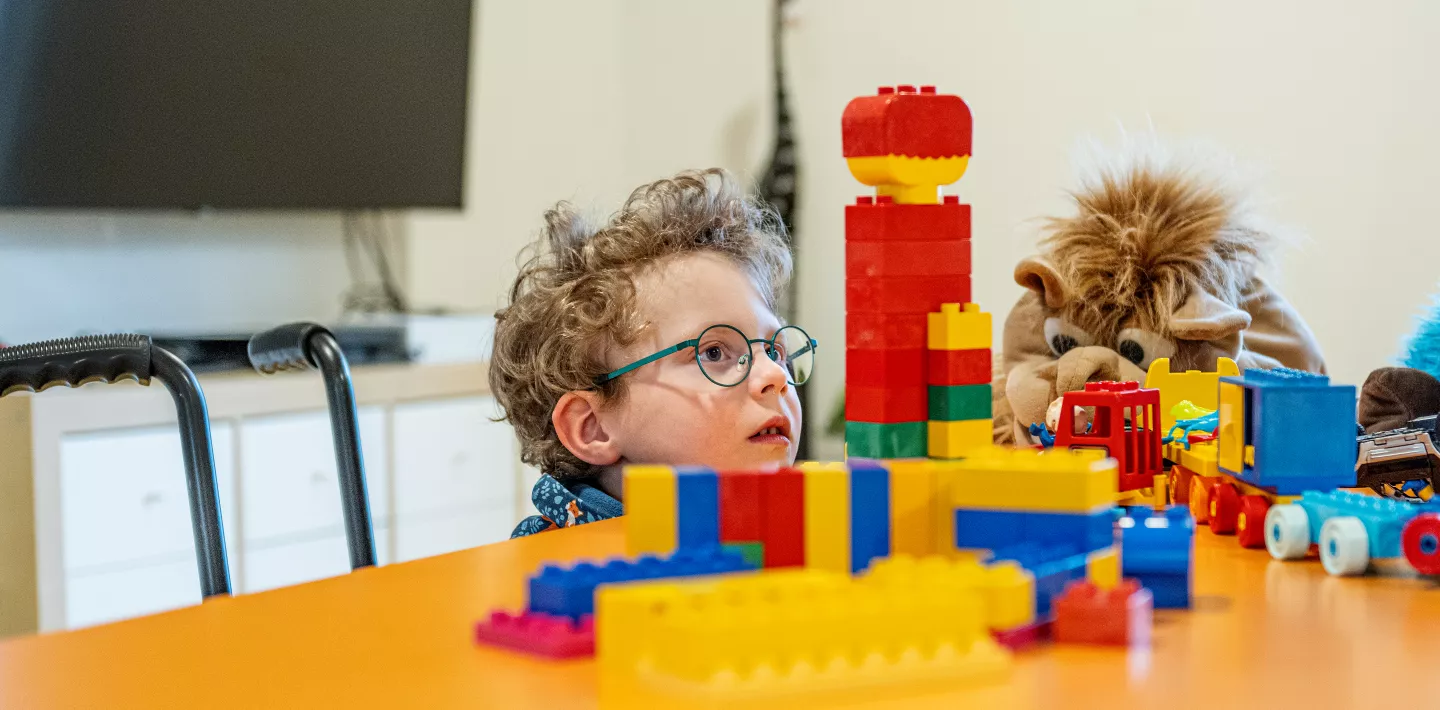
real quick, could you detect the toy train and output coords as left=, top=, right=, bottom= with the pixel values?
left=1048, top=359, right=1440, bottom=578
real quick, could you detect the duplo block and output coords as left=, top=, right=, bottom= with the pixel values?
left=717, top=471, right=762, bottom=543
left=474, top=611, right=595, bottom=659
left=928, top=348, right=991, bottom=386
left=849, top=463, right=891, bottom=573
left=887, top=459, right=936, bottom=557
left=947, top=447, right=1119, bottom=513
left=1053, top=580, right=1153, bottom=647
left=848, top=276, right=971, bottom=315
left=846, top=347, right=925, bottom=387
left=803, top=463, right=851, bottom=574
left=1086, top=546, right=1121, bottom=589
left=847, top=240, right=971, bottom=278
left=723, top=542, right=765, bottom=568
left=845, top=197, right=971, bottom=242
left=847, top=385, right=928, bottom=422
left=991, top=544, right=1089, bottom=618
left=954, top=508, right=1114, bottom=555
left=1119, top=505, right=1194, bottom=609
left=846, top=420, right=927, bottom=459
left=928, top=383, right=992, bottom=421
left=927, top=419, right=991, bottom=458
left=928, top=303, right=991, bottom=350
left=847, top=312, right=928, bottom=350
left=675, top=467, right=720, bottom=550
left=842, top=86, right=974, bottom=163
left=759, top=468, right=806, bottom=567
left=529, top=546, right=756, bottom=621
left=624, top=466, right=677, bottom=556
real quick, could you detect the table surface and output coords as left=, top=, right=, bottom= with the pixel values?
left=2, top=517, right=1437, bottom=709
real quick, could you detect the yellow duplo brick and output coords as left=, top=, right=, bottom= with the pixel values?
left=928, top=302, right=992, bottom=350
left=949, top=447, right=1119, bottom=513
left=888, top=460, right=936, bottom=557
left=803, top=463, right=850, bottom=573
left=928, top=419, right=992, bottom=459
left=1086, top=546, right=1121, bottom=590
left=623, top=466, right=676, bottom=557
left=929, top=460, right=967, bottom=557
left=1144, top=356, right=1239, bottom=433
left=980, top=561, right=1036, bottom=630
left=596, top=565, right=1011, bottom=707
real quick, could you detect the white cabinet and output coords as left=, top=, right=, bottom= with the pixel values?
left=393, top=396, right=518, bottom=558
left=1, top=362, right=512, bottom=636
left=58, top=423, right=237, bottom=627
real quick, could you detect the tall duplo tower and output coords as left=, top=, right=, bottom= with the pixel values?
left=842, top=85, right=993, bottom=460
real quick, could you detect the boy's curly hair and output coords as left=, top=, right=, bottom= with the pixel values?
left=490, top=168, right=793, bottom=481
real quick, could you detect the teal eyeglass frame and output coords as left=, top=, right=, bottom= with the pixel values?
left=593, top=324, right=817, bottom=388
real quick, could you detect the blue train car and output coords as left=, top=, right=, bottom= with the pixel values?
left=1216, top=368, right=1356, bottom=494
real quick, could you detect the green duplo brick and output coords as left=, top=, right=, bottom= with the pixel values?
left=929, top=384, right=992, bottom=421
left=845, top=420, right=928, bottom=459
left=724, top=542, right=765, bottom=568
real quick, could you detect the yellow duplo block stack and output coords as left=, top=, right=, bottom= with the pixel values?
left=927, top=303, right=991, bottom=350
left=927, top=419, right=993, bottom=459
left=948, top=448, right=1119, bottom=513
left=623, top=465, right=677, bottom=557
left=800, top=462, right=850, bottom=574
left=596, top=564, right=1011, bottom=708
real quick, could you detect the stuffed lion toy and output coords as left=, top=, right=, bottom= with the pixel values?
left=994, top=147, right=1327, bottom=444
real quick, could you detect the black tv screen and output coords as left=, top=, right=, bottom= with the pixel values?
left=0, top=1, right=472, bottom=209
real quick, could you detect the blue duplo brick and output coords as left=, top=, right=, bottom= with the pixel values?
left=955, top=509, right=1026, bottom=550
left=849, top=462, right=891, bottom=573
left=1023, top=509, right=1115, bottom=554
left=675, top=466, right=720, bottom=549
left=527, top=546, right=755, bottom=620
left=1119, top=505, right=1194, bottom=609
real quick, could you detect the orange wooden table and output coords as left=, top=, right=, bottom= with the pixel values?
left=2, top=518, right=1437, bottom=709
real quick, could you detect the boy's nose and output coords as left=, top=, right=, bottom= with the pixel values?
left=748, top=346, right=790, bottom=395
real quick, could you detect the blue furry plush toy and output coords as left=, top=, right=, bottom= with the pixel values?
left=1402, top=298, right=1440, bottom=380
left=1356, top=300, right=1440, bottom=434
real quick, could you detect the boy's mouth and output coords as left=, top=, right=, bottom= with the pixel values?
left=748, top=416, right=791, bottom=446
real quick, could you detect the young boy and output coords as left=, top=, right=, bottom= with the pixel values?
left=491, top=169, right=814, bottom=537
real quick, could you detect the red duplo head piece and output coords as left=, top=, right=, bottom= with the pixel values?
left=841, top=86, right=973, bottom=159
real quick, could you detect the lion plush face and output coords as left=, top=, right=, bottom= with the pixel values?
left=995, top=158, right=1324, bottom=444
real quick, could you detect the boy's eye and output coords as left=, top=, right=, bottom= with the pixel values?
left=765, top=342, right=787, bottom=363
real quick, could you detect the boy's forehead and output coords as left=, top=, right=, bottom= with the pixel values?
left=634, top=253, right=779, bottom=340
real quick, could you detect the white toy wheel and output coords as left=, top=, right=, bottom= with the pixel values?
left=1264, top=504, right=1311, bottom=560
left=1319, top=516, right=1370, bottom=576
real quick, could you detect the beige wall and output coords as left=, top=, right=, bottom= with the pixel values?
left=409, top=0, right=1440, bottom=456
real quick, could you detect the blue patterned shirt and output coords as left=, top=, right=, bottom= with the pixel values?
left=511, top=473, right=624, bottom=537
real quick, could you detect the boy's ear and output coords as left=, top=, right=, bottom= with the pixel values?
left=1015, top=256, right=1068, bottom=309
left=552, top=390, right=623, bottom=467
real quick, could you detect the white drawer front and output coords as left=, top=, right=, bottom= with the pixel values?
left=59, top=423, right=237, bottom=572
left=243, top=535, right=353, bottom=593
left=65, top=559, right=202, bottom=629
left=394, top=506, right=513, bottom=563
left=393, top=397, right=515, bottom=518
left=240, top=407, right=388, bottom=544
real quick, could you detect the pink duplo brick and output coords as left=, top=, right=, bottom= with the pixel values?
left=474, top=610, right=595, bottom=659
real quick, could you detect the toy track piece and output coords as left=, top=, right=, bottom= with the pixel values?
left=1401, top=513, right=1440, bottom=575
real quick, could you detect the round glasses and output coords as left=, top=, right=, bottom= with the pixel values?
left=693, top=324, right=816, bottom=387
left=593, top=324, right=817, bottom=389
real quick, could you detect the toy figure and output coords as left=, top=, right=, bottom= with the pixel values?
left=995, top=145, right=1326, bottom=444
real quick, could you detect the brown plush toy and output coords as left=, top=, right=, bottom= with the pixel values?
left=994, top=151, right=1327, bottom=444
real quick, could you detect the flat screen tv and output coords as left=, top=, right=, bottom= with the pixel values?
left=0, top=1, right=473, bottom=209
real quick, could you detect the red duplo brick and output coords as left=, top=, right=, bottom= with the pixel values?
left=847, top=348, right=926, bottom=388
left=928, top=348, right=992, bottom=386
left=846, top=240, right=971, bottom=278
left=841, top=86, right=973, bottom=159
left=759, top=468, right=805, bottom=568
left=847, top=313, right=928, bottom=350
left=846, top=385, right=928, bottom=422
left=1053, top=579, right=1153, bottom=647
left=845, top=198, right=971, bottom=242
left=847, top=275, right=970, bottom=314
left=717, top=471, right=762, bottom=543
